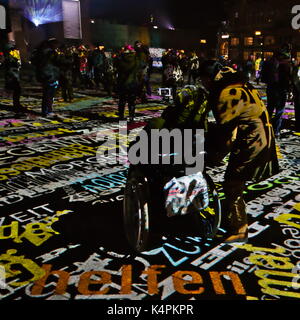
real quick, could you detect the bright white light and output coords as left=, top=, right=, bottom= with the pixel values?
left=23, top=0, right=63, bottom=27
left=221, top=34, right=229, bottom=39
left=153, top=25, right=158, bottom=29
left=91, top=19, right=95, bottom=23
left=32, top=19, right=40, bottom=27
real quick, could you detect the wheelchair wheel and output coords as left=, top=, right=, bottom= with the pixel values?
left=193, top=173, right=221, bottom=238
left=123, top=167, right=152, bottom=253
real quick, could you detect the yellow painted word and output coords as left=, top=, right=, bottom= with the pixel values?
left=0, top=144, right=97, bottom=180
left=0, top=210, right=73, bottom=246
left=2, top=128, right=75, bottom=143
left=0, top=249, right=45, bottom=287
left=238, top=203, right=300, bottom=299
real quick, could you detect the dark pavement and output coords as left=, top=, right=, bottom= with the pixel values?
left=0, top=80, right=299, bottom=302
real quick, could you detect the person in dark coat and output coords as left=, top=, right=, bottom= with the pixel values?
left=3, top=41, right=22, bottom=110
left=292, top=60, right=300, bottom=132
left=31, top=38, right=60, bottom=117
left=261, top=48, right=292, bottom=137
left=102, top=51, right=115, bottom=97
left=59, top=45, right=74, bottom=102
left=187, top=51, right=200, bottom=85
left=145, top=51, right=153, bottom=97
left=134, top=41, right=149, bottom=103
left=91, top=46, right=114, bottom=96
left=115, top=45, right=140, bottom=121
left=71, top=46, right=81, bottom=87
left=198, top=61, right=280, bottom=243
left=91, top=46, right=106, bottom=89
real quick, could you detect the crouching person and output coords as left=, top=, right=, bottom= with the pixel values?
left=198, top=61, right=280, bottom=243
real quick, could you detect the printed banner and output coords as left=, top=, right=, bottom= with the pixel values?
left=0, top=0, right=11, bottom=32
left=62, top=0, right=82, bottom=39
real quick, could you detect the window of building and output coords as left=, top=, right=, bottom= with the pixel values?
left=243, top=51, right=251, bottom=60
left=264, top=36, right=275, bottom=46
left=231, top=37, right=239, bottom=46
left=220, top=42, right=229, bottom=56
left=244, top=37, right=253, bottom=46
left=264, top=52, right=273, bottom=59
left=253, top=51, right=263, bottom=59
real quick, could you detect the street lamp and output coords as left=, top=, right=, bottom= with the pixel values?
left=200, top=39, right=207, bottom=44
left=255, top=31, right=262, bottom=36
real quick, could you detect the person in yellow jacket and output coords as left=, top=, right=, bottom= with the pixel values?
left=255, top=54, right=262, bottom=85
left=198, top=60, right=279, bottom=243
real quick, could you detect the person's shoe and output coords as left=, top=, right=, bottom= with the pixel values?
left=46, top=112, right=56, bottom=118
left=224, top=225, right=248, bottom=244
left=275, top=132, right=281, bottom=140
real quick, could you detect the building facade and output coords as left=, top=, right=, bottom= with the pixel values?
left=219, top=0, right=300, bottom=62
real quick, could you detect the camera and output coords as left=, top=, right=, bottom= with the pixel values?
left=158, top=88, right=172, bottom=99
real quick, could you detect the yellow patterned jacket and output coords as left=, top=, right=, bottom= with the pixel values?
left=210, top=82, right=280, bottom=182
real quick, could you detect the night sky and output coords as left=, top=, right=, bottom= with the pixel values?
left=89, top=0, right=227, bottom=29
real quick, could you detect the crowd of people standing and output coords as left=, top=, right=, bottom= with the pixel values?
left=1, top=38, right=299, bottom=132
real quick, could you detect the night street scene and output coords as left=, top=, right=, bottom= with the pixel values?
left=0, top=0, right=300, bottom=312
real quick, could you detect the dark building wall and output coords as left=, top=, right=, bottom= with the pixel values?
left=89, top=19, right=216, bottom=53
left=7, top=0, right=217, bottom=59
